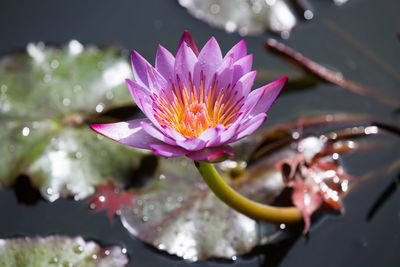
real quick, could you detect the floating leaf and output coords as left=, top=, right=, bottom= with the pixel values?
left=0, top=236, right=129, bottom=267
left=0, top=41, right=145, bottom=201
left=178, top=0, right=298, bottom=37
left=120, top=156, right=286, bottom=262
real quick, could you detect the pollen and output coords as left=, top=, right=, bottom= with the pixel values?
left=152, top=77, right=243, bottom=138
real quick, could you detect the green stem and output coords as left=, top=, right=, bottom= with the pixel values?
left=195, top=161, right=302, bottom=224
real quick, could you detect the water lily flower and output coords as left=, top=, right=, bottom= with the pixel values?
left=92, top=31, right=287, bottom=162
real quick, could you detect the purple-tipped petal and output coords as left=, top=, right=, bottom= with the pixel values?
left=174, top=38, right=197, bottom=88
left=140, top=121, right=176, bottom=146
left=155, top=45, right=175, bottom=80
left=140, top=98, right=165, bottom=130
left=187, top=145, right=234, bottom=162
left=225, top=40, right=247, bottom=62
left=199, top=124, right=225, bottom=147
left=91, top=119, right=159, bottom=149
left=145, top=64, right=168, bottom=94
left=163, top=126, right=186, bottom=141
left=233, top=113, right=267, bottom=141
left=131, top=50, right=152, bottom=88
left=249, top=76, right=287, bottom=116
left=233, top=54, right=253, bottom=83
left=232, top=71, right=256, bottom=97
left=220, top=123, right=240, bottom=144
left=126, top=78, right=147, bottom=110
left=150, top=143, right=188, bottom=158
left=176, top=31, right=199, bottom=56
left=193, top=37, right=223, bottom=89
left=176, top=137, right=206, bottom=151
left=215, top=56, right=234, bottom=94
left=241, top=85, right=265, bottom=117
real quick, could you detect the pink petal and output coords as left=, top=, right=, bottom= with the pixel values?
left=187, top=145, right=234, bottom=162
left=220, top=123, right=240, bottom=144
left=155, top=44, right=175, bottom=80
left=162, top=126, right=186, bottom=141
left=145, top=64, right=168, bottom=94
left=198, top=124, right=225, bottom=147
left=225, top=40, right=247, bottom=62
left=215, top=56, right=234, bottom=94
left=176, top=137, right=206, bottom=151
left=91, top=119, right=160, bottom=149
left=200, top=124, right=225, bottom=145
left=125, top=78, right=150, bottom=110
left=233, top=54, right=253, bottom=83
left=150, top=143, right=188, bottom=158
left=130, top=50, right=152, bottom=88
left=234, top=113, right=267, bottom=141
left=241, top=85, right=265, bottom=118
left=176, top=31, right=199, bottom=56
left=174, top=37, right=197, bottom=89
left=122, top=82, right=163, bottom=132
left=232, top=71, right=256, bottom=97
left=140, top=121, right=176, bottom=146
left=193, top=37, right=223, bottom=90
left=249, top=76, right=287, bottom=116
left=139, top=97, right=164, bottom=130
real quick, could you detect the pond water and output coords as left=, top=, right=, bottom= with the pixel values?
left=0, top=0, right=399, bottom=266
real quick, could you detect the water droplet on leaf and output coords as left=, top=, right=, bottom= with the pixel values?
left=95, top=103, right=104, bottom=113
left=49, top=256, right=58, bottom=264
left=22, top=127, right=30, bottom=136
left=62, top=98, right=71, bottom=106
left=73, top=244, right=84, bottom=254
left=50, top=59, right=59, bottom=69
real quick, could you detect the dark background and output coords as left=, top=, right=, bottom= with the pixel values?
left=0, top=0, right=400, bottom=266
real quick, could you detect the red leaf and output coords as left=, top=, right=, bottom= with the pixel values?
left=87, top=181, right=136, bottom=223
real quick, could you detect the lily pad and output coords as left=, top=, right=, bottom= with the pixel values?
left=120, top=143, right=289, bottom=261
left=0, top=40, right=145, bottom=201
left=178, top=0, right=298, bottom=37
left=0, top=235, right=129, bottom=267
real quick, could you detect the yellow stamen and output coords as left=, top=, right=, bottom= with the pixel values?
left=153, top=78, right=243, bottom=138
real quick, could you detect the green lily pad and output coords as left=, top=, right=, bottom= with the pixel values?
left=120, top=144, right=287, bottom=262
left=0, top=40, right=145, bottom=201
left=0, top=235, right=129, bottom=267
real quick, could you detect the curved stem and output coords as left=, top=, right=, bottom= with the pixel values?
left=195, top=161, right=302, bottom=224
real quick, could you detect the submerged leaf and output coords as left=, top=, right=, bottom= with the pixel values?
left=0, top=236, right=129, bottom=267
left=0, top=41, right=145, bottom=201
left=87, top=181, right=136, bottom=223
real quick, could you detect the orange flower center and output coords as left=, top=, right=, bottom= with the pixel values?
left=152, top=78, right=243, bottom=138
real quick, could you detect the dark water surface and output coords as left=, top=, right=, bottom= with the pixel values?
left=1, top=0, right=400, bottom=266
